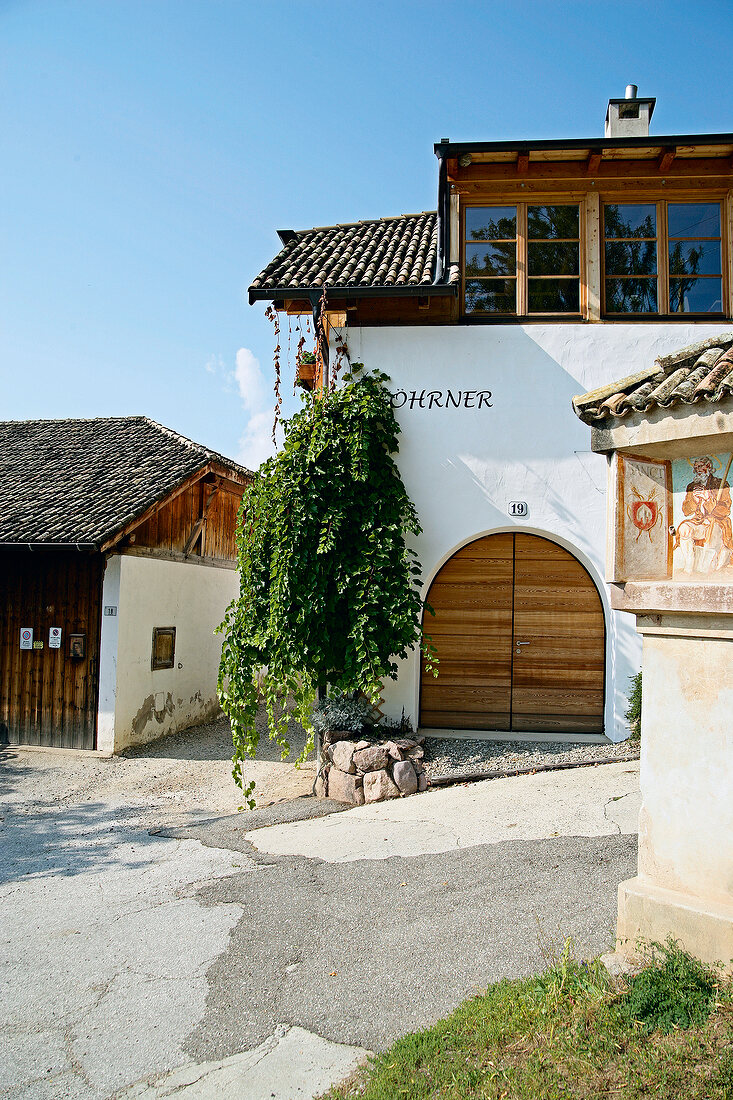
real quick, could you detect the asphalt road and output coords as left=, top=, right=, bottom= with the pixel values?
left=1, top=744, right=639, bottom=1099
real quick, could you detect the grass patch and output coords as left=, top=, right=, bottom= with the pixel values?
left=321, top=941, right=733, bottom=1099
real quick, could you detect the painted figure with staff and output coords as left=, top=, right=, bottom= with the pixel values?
left=675, top=453, right=733, bottom=574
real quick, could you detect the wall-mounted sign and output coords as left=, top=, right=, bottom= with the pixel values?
left=20, top=627, right=33, bottom=650
left=49, top=627, right=62, bottom=649
left=508, top=501, right=528, bottom=517
left=104, top=606, right=117, bottom=616
left=33, top=640, right=44, bottom=649
left=69, top=633, right=86, bottom=659
left=390, top=389, right=493, bottom=410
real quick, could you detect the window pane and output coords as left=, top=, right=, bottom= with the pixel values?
left=465, top=278, right=516, bottom=313
left=604, top=204, right=657, bottom=239
left=528, top=279, right=580, bottom=313
left=605, top=278, right=658, bottom=313
left=605, top=240, right=657, bottom=277
left=669, top=278, right=723, bottom=314
left=465, top=206, right=517, bottom=241
left=466, top=242, right=516, bottom=277
left=668, top=240, right=721, bottom=277
left=668, top=203, right=720, bottom=239
left=528, top=241, right=579, bottom=276
left=528, top=205, right=579, bottom=240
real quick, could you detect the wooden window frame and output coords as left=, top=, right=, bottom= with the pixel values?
left=462, top=197, right=586, bottom=321
left=601, top=195, right=727, bottom=319
left=151, top=626, right=176, bottom=671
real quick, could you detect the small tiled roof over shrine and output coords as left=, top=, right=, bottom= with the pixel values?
left=0, top=416, right=252, bottom=547
left=573, top=334, right=733, bottom=424
left=249, top=211, right=460, bottom=302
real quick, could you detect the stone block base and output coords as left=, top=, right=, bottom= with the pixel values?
left=617, top=876, right=733, bottom=972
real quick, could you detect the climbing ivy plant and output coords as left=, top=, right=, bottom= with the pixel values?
left=217, top=364, right=435, bottom=805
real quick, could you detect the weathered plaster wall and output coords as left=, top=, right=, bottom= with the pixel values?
left=636, top=615, right=733, bottom=904
left=344, top=322, right=728, bottom=740
left=99, top=554, right=238, bottom=752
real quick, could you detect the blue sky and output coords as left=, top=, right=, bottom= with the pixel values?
left=3, top=0, right=733, bottom=468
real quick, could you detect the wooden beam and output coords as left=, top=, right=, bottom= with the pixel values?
left=183, top=487, right=218, bottom=557
left=446, top=157, right=459, bottom=180
left=586, top=152, right=601, bottom=175
left=516, top=153, right=529, bottom=174
left=585, top=191, right=602, bottom=322
left=454, top=156, right=733, bottom=185
left=657, top=146, right=677, bottom=172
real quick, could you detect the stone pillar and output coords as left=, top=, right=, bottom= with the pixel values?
left=617, top=612, right=733, bottom=969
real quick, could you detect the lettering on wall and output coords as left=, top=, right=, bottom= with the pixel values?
left=390, top=390, right=493, bottom=410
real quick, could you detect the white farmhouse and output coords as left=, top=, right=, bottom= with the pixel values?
left=250, top=88, right=733, bottom=745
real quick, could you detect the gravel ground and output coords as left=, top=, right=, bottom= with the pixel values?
left=422, top=736, right=639, bottom=780
left=1, top=708, right=315, bottom=829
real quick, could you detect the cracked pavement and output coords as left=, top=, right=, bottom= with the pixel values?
left=1, top=739, right=640, bottom=1098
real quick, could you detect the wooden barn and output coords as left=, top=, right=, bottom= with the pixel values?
left=0, top=416, right=251, bottom=752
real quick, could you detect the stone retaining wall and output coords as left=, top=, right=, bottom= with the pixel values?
left=314, top=730, right=428, bottom=805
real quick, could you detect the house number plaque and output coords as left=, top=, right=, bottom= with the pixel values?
left=508, top=501, right=528, bottom=517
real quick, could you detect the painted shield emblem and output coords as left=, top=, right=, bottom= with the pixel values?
left=630, top=499, right=658, bottom=532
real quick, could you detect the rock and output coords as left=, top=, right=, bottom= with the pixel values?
left=600, top=951, right=643, bottom=980
left=314, top=772, right=328, bottom=799
left=354, top=740, right=370, bottom=751
left=407, top=747, right=424, bottom=760
left=417, top=773, right=428, bottom=792
left=328, top=768, right=365, bottom=805
left=331, top=741, right=356, bottom=773
left=383, top=740, right=405, bottom=761
left=393, top=738, right=417, bottom=750
left=363, top=769, right=400, bottom=802
left=324, top=729, right=355, bottom=746
left=353, top=745, right=390, bottom=773
left=392, top=759, right=417, bottom=795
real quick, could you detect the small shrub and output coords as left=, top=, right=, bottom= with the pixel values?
left=619, top=938, right=720, bottom=1034
left=625, top=669, right=642, bottom=740
left=311, top=692, right=375, bottom=736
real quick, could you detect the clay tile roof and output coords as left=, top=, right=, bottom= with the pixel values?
left=0, top=416, right=252, bottom=547
left=573, top=334, right=733, bottom=424
left=249, top=211, right=456, bottom=300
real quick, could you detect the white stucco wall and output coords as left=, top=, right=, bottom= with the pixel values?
left=343, top=322, right=728, bottom=740
left=98, top=554, right=239, bottom=752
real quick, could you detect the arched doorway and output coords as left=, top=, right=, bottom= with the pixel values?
left=420, top=533, right=605, bottom=734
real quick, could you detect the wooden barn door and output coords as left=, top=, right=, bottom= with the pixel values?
left=0, top=552, right=103, bottom=749
left=420, top=534, right=605, bottom=735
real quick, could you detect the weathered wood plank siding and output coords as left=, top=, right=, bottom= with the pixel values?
left=0, top=551, right=103, bottom=748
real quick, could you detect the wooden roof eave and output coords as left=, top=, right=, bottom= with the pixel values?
left=248, top=282, right=458, bottom=307
left=99, top=462, right=222, bottom=554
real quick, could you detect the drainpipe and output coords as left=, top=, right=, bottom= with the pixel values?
left=435, top=151, right=448, bottom=284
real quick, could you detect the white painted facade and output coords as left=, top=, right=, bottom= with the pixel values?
left=97, top=553, right=239, bottom=753
left=342, top=321, right=729, bottom=741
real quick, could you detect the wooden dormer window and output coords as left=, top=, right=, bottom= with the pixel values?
left=603, top=201, right=723, bottom=316
left=464, top=204, right=581, bottom=316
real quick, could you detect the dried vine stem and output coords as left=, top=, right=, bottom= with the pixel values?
left=264, top=304, right=282, bottom=441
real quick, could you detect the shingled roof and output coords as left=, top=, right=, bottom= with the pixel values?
left=0, top=416, right=252, bottom=548
left=249, top=211, right=460, bottom=302
left=573, top=334, right=733, bottom=424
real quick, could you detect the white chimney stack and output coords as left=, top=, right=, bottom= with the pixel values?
left=605, top=85, right=656, bottom=139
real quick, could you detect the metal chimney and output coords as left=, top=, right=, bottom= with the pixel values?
left=605, top=85, right=655, bottom=138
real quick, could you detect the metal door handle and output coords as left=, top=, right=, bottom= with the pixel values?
left=515, top=640, right=530, bottom=646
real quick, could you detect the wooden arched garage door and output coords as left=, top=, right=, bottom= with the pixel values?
left=420, top=533, right=605, bottom=734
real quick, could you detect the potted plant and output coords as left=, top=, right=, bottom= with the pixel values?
left=297, top=350, right=316, bottom=388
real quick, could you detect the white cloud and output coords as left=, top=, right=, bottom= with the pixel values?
left=233, top=346, right=266, bottom=414
left=231, top=347, right=278, bottom=469
left=237, top=408, right=276, bottom=470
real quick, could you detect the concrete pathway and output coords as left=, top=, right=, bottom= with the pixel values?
left=245, top=761, right=641, bottom=862
left=1, top=752, right=640, bottom=1099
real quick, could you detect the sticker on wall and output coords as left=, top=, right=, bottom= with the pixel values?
left=20, top=627, right=33, bottom=650
left=49, top=627, right=62, bottom=649
left=671, top=453, right=733, bottom=577
left=33, top=641, right=44, bottom=650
